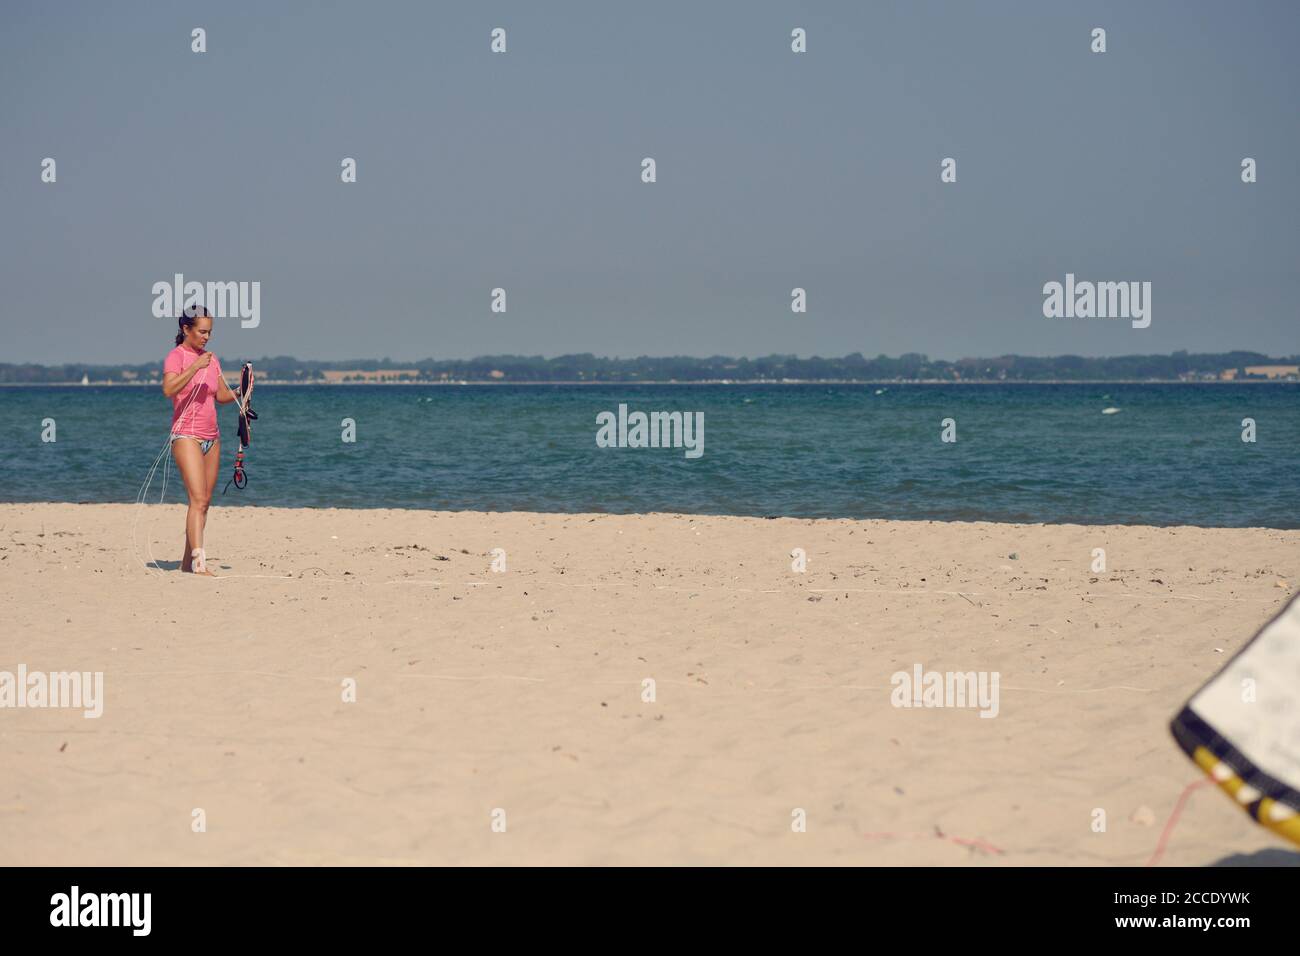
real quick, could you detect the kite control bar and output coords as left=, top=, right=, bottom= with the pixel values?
left=227, top=446, right=248, bottom=491
left=222, top=363, right=257, bottom=494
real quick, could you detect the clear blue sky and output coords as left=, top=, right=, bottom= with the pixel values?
left=1, top=0, right=1296, bottom=364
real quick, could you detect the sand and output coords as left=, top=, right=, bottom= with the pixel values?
left=1, top=501, right=1297, bottom=866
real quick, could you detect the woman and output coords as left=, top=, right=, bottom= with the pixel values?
left=161, top=305, right=240, bottom=575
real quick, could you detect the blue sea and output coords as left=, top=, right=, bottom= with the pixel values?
left=2, top=383, right=1296, bottom=527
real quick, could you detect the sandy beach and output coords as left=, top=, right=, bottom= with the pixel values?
left=2, top=502, right=1297, bottom=866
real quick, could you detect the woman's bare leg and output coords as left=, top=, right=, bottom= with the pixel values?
left=172, top=439, right=214, bottom=575
left=201, top=439, right=221, bottom=551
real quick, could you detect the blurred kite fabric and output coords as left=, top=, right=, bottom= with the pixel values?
left=1171, top=591, right=1300, bottom=846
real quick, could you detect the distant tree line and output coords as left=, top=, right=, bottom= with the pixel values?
left=1, top=351, right=1295, bottom=384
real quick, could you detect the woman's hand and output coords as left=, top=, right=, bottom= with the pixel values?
left=162, top=351, right=214, bottom=397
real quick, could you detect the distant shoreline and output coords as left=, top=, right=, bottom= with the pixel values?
left=2, top=378, right=1295, bottom=387
left=5, top=352, right=1295, bottom=386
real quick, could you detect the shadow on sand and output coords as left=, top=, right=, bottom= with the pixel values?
left=1210, top=848, right=1300, bottom=867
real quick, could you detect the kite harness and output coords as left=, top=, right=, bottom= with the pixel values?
left=223, top=362, right=258, bottom=494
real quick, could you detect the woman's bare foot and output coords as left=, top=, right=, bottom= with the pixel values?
left=186, top=548, right=216, bottom=576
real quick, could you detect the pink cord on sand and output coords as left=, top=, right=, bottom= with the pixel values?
left=1145, top=778, right=1213, bottom=867
left=862, top=776, right=1221, bottom=865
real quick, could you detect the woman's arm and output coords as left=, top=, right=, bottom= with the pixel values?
left=215, top=374, right=238, bottom=405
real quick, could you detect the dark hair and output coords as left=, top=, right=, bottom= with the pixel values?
left=175, top=306, right=211, bottom=346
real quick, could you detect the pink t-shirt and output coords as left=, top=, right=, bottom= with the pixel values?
left=164, top=345, right=223, bottom=440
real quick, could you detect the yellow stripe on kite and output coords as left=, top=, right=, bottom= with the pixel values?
left=1192, top=746, right=1300, bottom=847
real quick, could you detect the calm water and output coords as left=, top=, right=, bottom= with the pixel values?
left=2, top=383, right=1296, bottom=526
